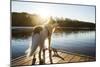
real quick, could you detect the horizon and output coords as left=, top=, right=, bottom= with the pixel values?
left=12, top=12, right=95, bottom=24
left=12, top=1, right=96, bottom=23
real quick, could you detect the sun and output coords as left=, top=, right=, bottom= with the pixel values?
left=39, top=9, right=50, bottom=18
left=36, top=7, right=51, bottom=20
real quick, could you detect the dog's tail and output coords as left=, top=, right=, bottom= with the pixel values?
left=25, top=33, right=40, bottom=57
left=25, top=26, right=43, bottom=57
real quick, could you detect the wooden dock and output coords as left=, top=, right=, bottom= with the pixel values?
left=11, top=48, right=95, bottom=66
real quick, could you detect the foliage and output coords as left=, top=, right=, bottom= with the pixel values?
left=12, top=12, right=95, bottom=29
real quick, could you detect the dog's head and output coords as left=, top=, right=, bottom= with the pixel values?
left=44, top=17, right=58, bottom=33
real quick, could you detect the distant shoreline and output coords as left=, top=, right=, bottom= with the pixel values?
left=12, top=26, right=95, bottom=30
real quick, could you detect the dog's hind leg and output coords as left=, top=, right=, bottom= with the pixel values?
left=39, top=46, right=45, bottom=65
left=32, top=54, right=36, bottom=65
left=43, top=48, right=45, bottom=64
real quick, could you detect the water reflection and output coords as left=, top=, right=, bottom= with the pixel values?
left=11, top=29, right=96, bottom=59
left=51, top=30, right=95, bottom=57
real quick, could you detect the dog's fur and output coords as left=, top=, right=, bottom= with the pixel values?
left=25, top=18, right=58, bottom=64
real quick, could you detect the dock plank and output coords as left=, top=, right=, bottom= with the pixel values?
left=69, top=56, right=81, bottom=62
left=11, top=49, right=95, bottom=66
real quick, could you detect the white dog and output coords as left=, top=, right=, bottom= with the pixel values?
left=25, top=18, right=58, bottom=64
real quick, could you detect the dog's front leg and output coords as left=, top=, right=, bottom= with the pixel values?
left=48, top=35, right=53, bottom=64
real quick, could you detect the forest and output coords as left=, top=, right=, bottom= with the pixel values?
left=12, top=12, right=95, bottom=29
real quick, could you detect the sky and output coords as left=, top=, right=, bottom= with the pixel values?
left=12, top=1, right=96, bottom=23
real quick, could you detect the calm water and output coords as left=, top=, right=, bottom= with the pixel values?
left=11, top=29, right=96, bottom=59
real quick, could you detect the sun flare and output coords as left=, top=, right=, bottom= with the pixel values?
left=39, top=10, right=50, bottom=18
left=36, top=7, right=51, bottom=20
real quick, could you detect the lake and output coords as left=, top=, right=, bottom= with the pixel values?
left=11, top=28, right=96, bottom=59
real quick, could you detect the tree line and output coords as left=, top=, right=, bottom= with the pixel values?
left=12, top=12, right=95, bottom=29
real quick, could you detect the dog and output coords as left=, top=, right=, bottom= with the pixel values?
left=25, top=18, right=58, bottom=64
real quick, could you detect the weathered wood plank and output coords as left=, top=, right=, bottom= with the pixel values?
left=69, top=56, right=81, bottom=62
left=11, top=49, right=95, bottom=66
